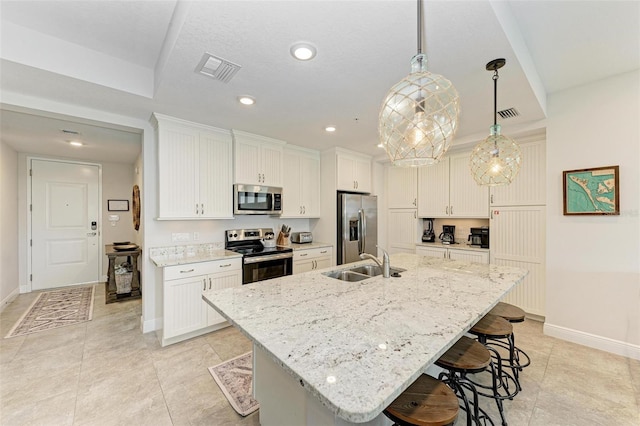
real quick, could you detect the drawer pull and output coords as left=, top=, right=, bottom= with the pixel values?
left=203, top=278, right=206, bottom=291
left=320, top=250, right=327, bottom=254
left=209, top=278, right=212, bottom=290
left=181, top=269, right=195, bottom=273
left=219, top=263, right=232, bottom=268
left=300, top=253, right=308, bottom=257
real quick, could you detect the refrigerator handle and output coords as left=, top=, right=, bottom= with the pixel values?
left=360, top=208, right=367, bottom=254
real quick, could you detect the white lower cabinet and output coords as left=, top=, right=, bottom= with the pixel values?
left=161, top=258, right=241, bottom=346
left=293, top=247, right=333, bottom=274
left=415, top=246, right=489, bottom=264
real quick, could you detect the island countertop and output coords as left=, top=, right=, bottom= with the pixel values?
left=203, top=253, right=528, bottom=423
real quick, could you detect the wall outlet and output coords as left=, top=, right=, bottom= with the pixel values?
left=171, top=232, right=190, bottom=242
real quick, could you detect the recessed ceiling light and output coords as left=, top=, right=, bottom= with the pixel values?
left=325, top=126, right=336, bottom=132
left=377, top=143, right=384, bottom=148
left=68, top=141, right=83, bottom=147
left=290, top=42, right=317, bottom=61
left=238, top=95, right=256, bottom=105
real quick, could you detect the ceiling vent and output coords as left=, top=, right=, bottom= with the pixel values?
left=195, top=53, right=241, bottom=83
left=497, top=107, right=520, bottom=119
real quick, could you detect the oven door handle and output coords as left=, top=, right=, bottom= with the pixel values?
left=244, top=253, right=293, bottom=264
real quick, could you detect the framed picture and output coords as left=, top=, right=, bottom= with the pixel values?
left=108, top=199, right=130, bottom=212
left=563, top=166, right=619, bottom=215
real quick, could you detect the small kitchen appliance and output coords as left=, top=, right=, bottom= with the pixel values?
left=439, top=225, right=456, bottom=244
left=468, top=227, right=490, bottom=248
left=233, top=184, right=282, bottom=215
left=291, top=231, right=313, bottom=244
left=422, top=219, right=435, bottom=243
left=225, top=228, right=293, bottom=284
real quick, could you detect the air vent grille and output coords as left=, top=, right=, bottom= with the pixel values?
left=497, top=108, right=520, bottom=119
left=195, top=53, right=241, bottom=83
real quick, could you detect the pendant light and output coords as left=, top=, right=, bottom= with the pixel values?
left=469, top=58, right=522, bottom=186
left=378, top=0, right=460, bottom=167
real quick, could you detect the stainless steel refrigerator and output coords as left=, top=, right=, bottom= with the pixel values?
left=337, top=192, right=378, bottom=265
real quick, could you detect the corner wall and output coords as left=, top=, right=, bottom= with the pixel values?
left=0, top=141, right=19, bottom=309
left=545, top=70, right=640, bottom=359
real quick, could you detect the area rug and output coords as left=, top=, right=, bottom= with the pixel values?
left=5, top=285, right=95, bottom=338
left=208, top=352, right=259, bottom=416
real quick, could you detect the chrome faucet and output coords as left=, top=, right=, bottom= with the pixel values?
left=359, top=246, right=390, bottom=278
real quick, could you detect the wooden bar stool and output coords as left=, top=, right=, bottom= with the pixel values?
left=435, top=336, right=503, bottom=426
left=488, top=302, right=531, bottom=382
left=384, top=374, right=459, bottom=426
left=468, top=314, right=520, bottom=397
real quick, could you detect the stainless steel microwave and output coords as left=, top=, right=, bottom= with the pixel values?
left=233, top=184, right=282, bottom=215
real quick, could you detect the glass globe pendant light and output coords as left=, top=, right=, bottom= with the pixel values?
left=379, top=0, right=460, bottom=167
left=469, top=58, right=522, bottom=186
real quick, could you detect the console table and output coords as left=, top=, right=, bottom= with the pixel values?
left=105, top=244, right=141, bottom=304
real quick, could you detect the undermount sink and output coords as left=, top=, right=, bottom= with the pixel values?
left=322, top=264, right=406, bottom=282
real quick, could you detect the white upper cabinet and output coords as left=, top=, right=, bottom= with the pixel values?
left=417, top=151, right=489, bottom=218
left=232, top=130, right=285, bottom=187
left=386, top=166, right=417, bottom=209
left=153, top=113, right=233, bottom=219
left=336, top=149, right=371, bottom=193
left=490, top=139, right=546, bottom=206
left=282, top=146, right=320, bottom=218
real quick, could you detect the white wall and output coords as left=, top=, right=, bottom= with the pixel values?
left=0, top=141, right=19, bottom=309
left=545, top=70, right=640, bottom=358
left=101, top=162, right=137, bottom=276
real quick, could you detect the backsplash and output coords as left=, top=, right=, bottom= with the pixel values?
left=149, top=242, right=225, bottom=259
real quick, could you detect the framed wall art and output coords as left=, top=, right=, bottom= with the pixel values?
left=107, top=199, right=130, bottom=212
left=563, top=165, right=619, bottom=215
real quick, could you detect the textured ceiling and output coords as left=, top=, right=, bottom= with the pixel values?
left=0, top=1, right=638, bottom=164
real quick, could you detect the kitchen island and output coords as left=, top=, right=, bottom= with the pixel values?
left=203, top=253, right=528, bottom=425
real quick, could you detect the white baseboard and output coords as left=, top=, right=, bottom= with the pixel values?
left=0, top=287, right=20, bottom=313
left=544, top=323, right=640, bottom=361
left=142, top=316, right=161, bottom=334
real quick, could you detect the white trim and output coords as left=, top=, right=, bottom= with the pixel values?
left=544, top=323, right=640, bottom=361
left=0, top=287, right=20, bottom=313
left=142, top=316, right=161, bottom=333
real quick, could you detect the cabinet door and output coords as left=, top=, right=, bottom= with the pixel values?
left=415, top=246, right=447, bottom=259
left=449, top=152, right=489, bottom=218
left=164, top=275, right=207, bottom=339
left=490, top=140, right=546, bottom=206
left=387, top=167, right=417, bottom=209
left=353, top=156, right=372, bottom=193
left=490, top=205, right=546, bottom=316
left=314, top=256, right=332, bottom=270
left=336, top=154, right=356, bottom=191
left=417, top=160, right=449, bottom=217
left=282, top=150, right=302, bottom=217
left=199, top=130, right=233, bottom=218
left=205, top=269, right=242, bottom=326
left=293, top=259, right=315, bottom=274
left=448, top=248, right=489, bottom=264
left=234, top=139, right=262, bottom=185
left=261, top=143, right=283, bottom=187
left=300, top=154, right=320, bottom=217
left=388, top=209, right=418, bottom=254
left=158, top=123, right=199, bottom=218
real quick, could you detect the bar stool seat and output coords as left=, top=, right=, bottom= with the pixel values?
left=489, top=302, right=525, bottom=323
left=384, top=374, right=459, bottom=426
left=436, top=336, right=502, bottom=426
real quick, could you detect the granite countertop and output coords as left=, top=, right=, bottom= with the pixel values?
left=416, top=241, right=490, bottom=252
left=290, top=242, right=332, bottom=250
left=149, top=243, right=241, bottom=267
left=203, top=253, right=527, bottom=423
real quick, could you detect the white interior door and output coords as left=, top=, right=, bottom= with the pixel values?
left=31, top=159, right=100, bottom=290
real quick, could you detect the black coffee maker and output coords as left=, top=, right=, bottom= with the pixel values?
left=439, top=225, right=455, bottom=244
left=468, top=227, right=490, bottom=248
left=422, top=219, right=435, bottom=243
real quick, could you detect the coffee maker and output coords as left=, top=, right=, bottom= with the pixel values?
left=468, top=227, right=489, bottom=248
left=422, top=219, right=435, bottom=243
left=439, top=225, right=455, bottom=244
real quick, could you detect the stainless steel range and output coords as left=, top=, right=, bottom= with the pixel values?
left=225, top=228, right=293, bottom=284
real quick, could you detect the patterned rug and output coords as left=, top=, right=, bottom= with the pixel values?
left=208, top=352, right=259, bottom=416
left=5, top=285, right=95, bottom=338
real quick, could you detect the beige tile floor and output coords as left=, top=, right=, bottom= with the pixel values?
left=0, top=284, right=638, bottom=426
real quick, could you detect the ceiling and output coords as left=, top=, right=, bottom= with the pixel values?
left=1, top=1, right=638, bottom=164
